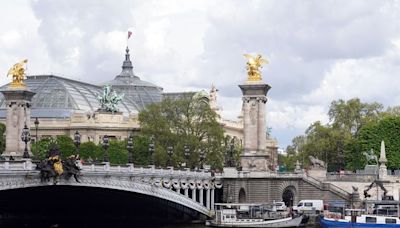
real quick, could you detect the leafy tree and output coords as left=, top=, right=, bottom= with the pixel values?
left=355, top=116, right=400, bottom=170
left=79, top=141, right=102, bottom=162
left=56, top=135, right=76, bottom=158
left=138, top=94, right=225, bottom=169
left=107, top=140, right=128, bottom=164
left=286, top=98, right=383, bottom=171
left=328, top=98, right=383, bottom=136
left=32, top=137, right=52, bottom=160
left=132, top=135, right=152, bottom=166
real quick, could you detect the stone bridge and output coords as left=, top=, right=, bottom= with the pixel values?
left=0, top=160, right=221, bottom=218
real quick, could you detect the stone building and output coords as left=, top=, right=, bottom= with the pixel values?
left=0, top=47, right=278, bottom=167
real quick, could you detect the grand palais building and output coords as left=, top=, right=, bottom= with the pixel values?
left=0, top=47, right=278, bottom=166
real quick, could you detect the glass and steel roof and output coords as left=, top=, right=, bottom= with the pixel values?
left=0, top=75, right=141, bottom=118
left=100, top=47, right=163, bottom=109
left=0, top=47, right=163, bottom=118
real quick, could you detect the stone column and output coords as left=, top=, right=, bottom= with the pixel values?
left=200, top=189, right=204, bottom=206
left=206, top=188, right=211, bottom=210
left=192, top=188, right=197, bottom=202
left=1, top=89, right=35, bottom=159
left=211, top=188, right=215, bottom=210
left=239, top=82, right=271, bottom=171
left=184, top=188, right=189, bottom=197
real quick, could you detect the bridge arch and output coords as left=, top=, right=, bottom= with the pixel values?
left=1, top=185, right=202, bottom=225
left=0, top=167, right=219, bottom=218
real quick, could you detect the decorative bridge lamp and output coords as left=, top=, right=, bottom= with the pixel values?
left=199, top=148, right=206, bottom=169
left=148, top=136, right=155, bottom=165
left=21, top=124, right=31, bottom=159
left=74, top=130, right=81, bottom=156
left=229, top=140, right=235, bottom=167
left=103, top=135, right=110, bottom=162
left=184, top=145, right=190, bottom=168
left=127, top=134, right=134, bottom=164
left=34, top=117, right=39, bottom=143
left=167, top=146, right=173, bottom=167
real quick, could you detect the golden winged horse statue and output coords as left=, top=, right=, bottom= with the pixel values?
left=243, top=54, right=268, bottom=81
left=7, top=59, right=28, bottom=88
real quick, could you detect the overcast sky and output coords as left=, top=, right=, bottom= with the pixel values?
left=1, top=0, right=400, bottom=148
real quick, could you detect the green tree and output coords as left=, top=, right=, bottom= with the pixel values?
left=355, top=116, right=400, bottom=170
left=79, top=141, right=102, bottom=162
left=287, top=98, right=383, bottom=171
left=108, top=140, right=128, bottom=164
left=328, top=98, right=383, bottom=136
left=132, top=135, right=152, bottom=165
left=138, top=94, right=225, bottom=169
left=32, top=137, right=52, bottom=160
left=56, top=135, right=76, bottom=158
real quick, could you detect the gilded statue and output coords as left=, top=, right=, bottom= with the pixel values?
left=243, top=54, right=268, bottom=81
left=7, top=59, right=28, bottom=88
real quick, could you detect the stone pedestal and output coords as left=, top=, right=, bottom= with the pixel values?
left=0, top=88, right=35, bottom=159
left=308, top=167, right=327, bottom=181
left=239, top=81, right=271, bottom=171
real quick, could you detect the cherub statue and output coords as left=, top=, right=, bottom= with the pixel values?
left=243, top=54, right=268, bottom=81
left=7, top=59, right=28, bottom=87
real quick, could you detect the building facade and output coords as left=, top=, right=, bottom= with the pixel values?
left=0, top=47, right=278, bottom=167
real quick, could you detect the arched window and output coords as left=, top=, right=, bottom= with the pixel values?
left=238, top=188, right=246, bottom=203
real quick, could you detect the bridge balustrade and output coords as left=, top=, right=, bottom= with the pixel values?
left=0, top=160, right=221, bottom=217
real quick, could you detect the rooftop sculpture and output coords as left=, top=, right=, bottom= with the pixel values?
left=97, top=85, right=124, bottom=113
left=7, top=59, right=28, bottom=88
left=243, top=54, right=268, bottom=81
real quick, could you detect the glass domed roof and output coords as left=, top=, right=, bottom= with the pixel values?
left=100, top=47, right=163, bottom=109
left=0, top=47, right=163, bottom=118
left=0, top=75, right=141, bottom=118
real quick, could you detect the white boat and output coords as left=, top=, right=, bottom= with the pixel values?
left=206, top=203, right=304, bottom=228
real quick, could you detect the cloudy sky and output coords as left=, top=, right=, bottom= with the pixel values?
left=1, top=0, right=400, bottom=148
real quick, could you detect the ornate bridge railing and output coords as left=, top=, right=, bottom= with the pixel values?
left=0, top=160, right=222, bottom=217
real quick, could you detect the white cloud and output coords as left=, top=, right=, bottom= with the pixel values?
left=1, top=0, right=400, bottom=148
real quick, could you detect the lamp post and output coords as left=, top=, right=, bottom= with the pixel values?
left=167, top=146, right=173, bottom=167
left=127, top=134, right=134, bottom=164
left=229, top=139, right=234, bottom=167
left=74, top=130, right=81, bottom=156
left=103, top=135, right=109, bottom=162
left=21, top=124, right=31, bottom=159
left=148, top=135, right=155, bottom=165
left=34, top=117, right=39, bottom=145
left=199, top=148, right=205, bottom=169
left=184, top=145, right=190, bottom=168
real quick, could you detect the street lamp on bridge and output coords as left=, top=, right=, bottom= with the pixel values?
left=127, top=134, right=134, bottom=164
left=199, top=148, right=206, bottom=169
left=167, top=146, right=173, bottom=167
left=184, top=145, right=190, bottom=168
left=103, top=135, right=110, bottom=162
left=148, top=135, right=155, bottom=165
left=74, top=130, right=81, bottom=156
left=34, top=117, right=39, bottom=143
left=21, top=124, right=31, bottom=159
